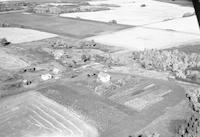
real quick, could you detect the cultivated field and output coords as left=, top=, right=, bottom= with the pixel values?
left=86, top=27, right=200, bottom=50
left=147, top=16, right=200, bottom=34
left=59, top=0, right=199, bottom=51
left=0, top=27, right=57, bottom=43
left=0, top=0, right=22, bottom=1
left=0, top=12, right=129, bottom=38
left=0, top=0, right=87, bottom=3
left=60, top=0, right=194, bottom=26
left=37, top=77, right=185, bottom=137
left=0, top=91, right=98, bottom=137
left=25, top=0, right=88, bottom=4
left=0, top=50, right=29, bottom=70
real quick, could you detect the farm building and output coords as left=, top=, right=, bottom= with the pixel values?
left=0, top=1, right=29, bottom=12
left=33, top=3, right=79, bottom=14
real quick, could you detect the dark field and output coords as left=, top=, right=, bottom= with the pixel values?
left=21, top=0, right=88, bottom=4
left=0, top=12, right=129, bottom=38
left=155, top=0, right=193, bottom=6
left=38, top=78, right=185, bottom=137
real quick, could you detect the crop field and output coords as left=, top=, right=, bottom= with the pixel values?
left=99, top=78, right=173, bottom=111
left=124, top=89, right=172, bottom=111
left=37, top=80, right=186, bottom=136
left=0, top=12, right=129, bottom=39
left=136, top=100, right=191, bottom=137
left=0, top=91, right=98, bottom=137
left=0, top=50, right=29, bottom=70
left=92, top=75, right=185, bottom=113
left=87, top=27, right=200, bottom=50
left=0, top=27, right=57, bottom=44
left=61, top=0, right=194, bottom=26
left=0, top=0, right=88, bottom=3
left=24, top=0, right=88, bottom=4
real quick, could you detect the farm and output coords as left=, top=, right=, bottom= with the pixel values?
left=0, top=0, right=199, bottom=137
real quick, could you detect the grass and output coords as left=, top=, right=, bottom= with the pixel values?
left=173, top=44, right=200, bottom=54
left=0, top=12, right=128, bottom=39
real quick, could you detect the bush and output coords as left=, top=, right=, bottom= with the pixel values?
left=80, top=40, right=96, bottom=48
left=176, top=114, right=200, bottom=137
left=1, top=23, right=10, bottom=27
left=182, top=12, right=194, bottom=18
left=50, top=40, right=71, bottom=49
left=81, top=54, right=91, bottom=62
left=109, top=20, right=117, bottom=24
left=0, top=38, right=10, bottom=46
left=140, top=4, right=146, bottom=7
left=136, top=132, right=160, bottom=137
left=175, top=88, right=200, bottom=137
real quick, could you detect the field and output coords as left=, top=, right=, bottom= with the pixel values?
left=92, top=75, right=182, bottom=112
left=0, top=0, right=88, bottom=3
left=36, top=77, right=186, bottom=137
left=25, top=0, right=88, bottom=4
left=59, top=0, right=199, bottom=51
left=136, top=99, right=192, bottom=136
left=0, top=91, right=98, bottom=137
left=155, top=0, right=193, bottom=6
left=0, top=50, right=29, bottom=70
left=0, top=12, right=129, bottom=38
left=0, top=27, right=57, bottom=43
left=86, top=27, right=200, bottom=50
left=60, top=0, right=194, bottom=26
left=147, top=16, right=200, bottom=35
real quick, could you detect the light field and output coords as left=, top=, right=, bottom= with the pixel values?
left=60, top=0, right=194, bottom=26
left=0, top=50, right=29, bottom=70
left=86, top=27, right=200, bottom=51
left=0, top=27, right=57, bottom=44
left=0, top=91, right=98, bottom=137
